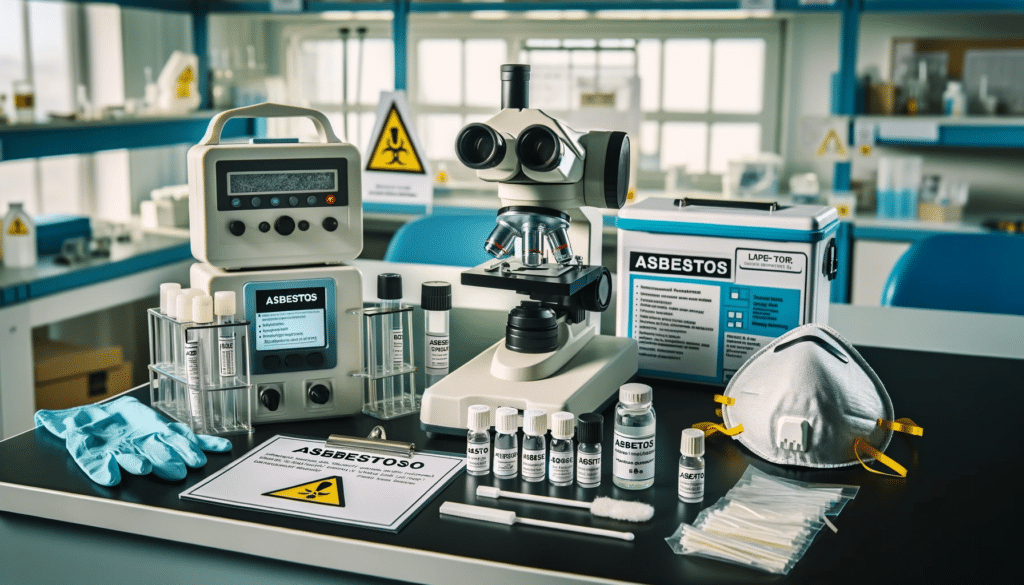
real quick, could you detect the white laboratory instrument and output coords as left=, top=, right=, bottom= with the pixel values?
left=419, top=65, right=638, bottom=435
left=188, top=103, right=364, bottom=424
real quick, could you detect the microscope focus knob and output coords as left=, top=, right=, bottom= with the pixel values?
left=579, top=267, right=613, bottom=313
left=275, top=215, right=296, bottom=236
left=259, top=388, right=281, bottom=411
left=308, top=383, right=331, bottom=405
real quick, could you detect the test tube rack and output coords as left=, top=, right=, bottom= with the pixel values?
left=147, top=308, right=253, bottom=436
left=349, top=305, right=419, bottom=420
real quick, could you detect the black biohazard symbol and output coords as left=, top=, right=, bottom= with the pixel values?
left=383, top=128, right=409, bottom=165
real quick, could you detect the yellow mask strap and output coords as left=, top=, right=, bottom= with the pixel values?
left=854, top=437, right=908, bottom=478
left=714, top=394, right=735, bottom=406
left=693, top=421, right=744, bottom=438
left=878, top=418, right=924, bottom=437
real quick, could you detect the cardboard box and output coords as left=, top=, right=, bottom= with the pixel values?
left=33, top=339, right=132, bottom=410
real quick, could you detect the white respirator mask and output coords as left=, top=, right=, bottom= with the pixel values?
left=696, top=324, right=922, bottom=477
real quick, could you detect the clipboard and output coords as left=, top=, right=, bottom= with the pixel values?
left=180, top=431, right=465, bottom=533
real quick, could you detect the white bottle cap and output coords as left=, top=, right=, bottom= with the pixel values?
left=214, top=291, right=236, bottom=316
left=467, top=404, right=490, bottom=432
left=523, top=409, right=547, bottom=436
left=551, top=411, right=575, bottom=440
left=681, top=428, right=705, bottom=457
left=495, top=407, right=518, bottom=434
left=176, top=289, right=200, bottom=323
left=159, top=283, right=181, bottom=314
left=619, top=383, right=652, bottom=406
left=166, top=289, right=181, bottom=319
left=193, top=295, right=214, bottom=324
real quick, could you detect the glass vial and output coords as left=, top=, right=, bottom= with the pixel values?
left=549, top=411, right=575, bottom=486
left=157, top=283, right=181, bottom=368
left=421, top=281, right=451, bottom=388
left=678, top=428, right=705, bottom=503
left=493, top=406, right=519, bottom=479
left=466, top=404, right=491, bottom=476
left=178, top=291, right=204, bottom=430
left=377, top=273, right=405, bottom=408
left=214, top=291, right=237, bottom=379
left=613, top=383, right=656, bottom=490
left=521, top=409, right=547, bottom=483
left=576, top=413, right=603, bottom=489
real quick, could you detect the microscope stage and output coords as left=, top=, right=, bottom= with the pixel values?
left=462, top=262, right=605, bottom=296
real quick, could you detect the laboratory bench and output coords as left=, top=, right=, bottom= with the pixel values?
left=0, top=228, right=192, bottom=439
left=1, top=293, right=1022, bottom=585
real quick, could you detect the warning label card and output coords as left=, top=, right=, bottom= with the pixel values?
left=629, top=279, right=720, bottom=379
left=180, top=435, right=464, bottom=532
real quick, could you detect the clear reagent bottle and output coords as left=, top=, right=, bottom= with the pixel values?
left=678, top=428, right=705, bottom=503
left=493, top=406, right=519, bottom=479
left=576, top=413, right=603, bottom=488
left=421, top=281, right=451, bottom=388
left=521, top=409, right=547, bottom=483
left=466, top=404, right=491, bottom=476
left=549, top=411, right=575, bottom=487
left=613, top=383, right=656, bottom=490
left=214, top=291, right=237, bottom=379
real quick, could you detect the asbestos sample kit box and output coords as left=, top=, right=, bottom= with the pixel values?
left=616, top=198, right=840, bottom=385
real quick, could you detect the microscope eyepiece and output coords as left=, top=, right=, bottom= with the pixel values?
left=455, top=123, right=507, bottom=170
left=500, top=64, right=530, bottom=110
left=516, top=125, right=562, bottom=173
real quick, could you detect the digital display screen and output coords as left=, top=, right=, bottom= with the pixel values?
left=228, top=170, right=337, bottom=195
left=254, top=287, right=327, bottom=351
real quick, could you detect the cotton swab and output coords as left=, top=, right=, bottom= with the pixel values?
left=439, top=502, right=635, bottom=541
left=476, top=486, right=655, bottom=522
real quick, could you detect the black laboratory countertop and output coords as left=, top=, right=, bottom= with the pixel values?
left=1, top=345, right=1021, bottom=584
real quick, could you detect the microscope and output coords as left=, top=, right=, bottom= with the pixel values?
left=420, top=65, right=639, bottom=435
left=188, top=103, right=364, bottom=424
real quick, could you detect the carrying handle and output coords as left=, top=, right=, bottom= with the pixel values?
left=197, top=102, right=342, bottom=146
left=674, top=197, right=779, bottom=212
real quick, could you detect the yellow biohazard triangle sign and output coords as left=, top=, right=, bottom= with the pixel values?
left=263, top=476, right=345, bottom=507
left=817, top=128, right=847, bottom=157
left=7, top=218, right=30, bottom=236
left=366, top=105, right=425, bottom=174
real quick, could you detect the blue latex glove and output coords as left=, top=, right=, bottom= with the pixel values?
left=34, top=396, right=232, bottom=487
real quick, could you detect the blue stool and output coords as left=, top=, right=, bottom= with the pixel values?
left=881, top=233, right=1024, bottom=315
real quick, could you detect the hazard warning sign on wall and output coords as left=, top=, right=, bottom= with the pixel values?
left=363, top=92, right=433, bottom=209
left=366, top=106, right=425, bottom=174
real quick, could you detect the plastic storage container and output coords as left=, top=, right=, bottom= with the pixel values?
left=616, top=198, right=839, bottom=385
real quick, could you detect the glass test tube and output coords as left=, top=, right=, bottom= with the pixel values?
left=215, top=291, right=239, bottom=431
left=177, top=289, right=203, bottom=430
left=378, top=274, right=404, bottom=416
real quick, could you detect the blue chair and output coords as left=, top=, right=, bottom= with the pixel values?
left=383, top=212, right=497, bottom=267
left=881, top=233, right=1024, bottom=315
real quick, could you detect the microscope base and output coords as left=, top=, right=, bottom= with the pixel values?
left=419, top=335, right=638, bottom=435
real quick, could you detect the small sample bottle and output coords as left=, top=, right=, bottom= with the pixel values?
left=214, top=291, right=238, bottom=380
left=2, top=202, right=37, bottom=268
left=549, top=411, right=575, bottom=487
left=576, top=413, right=603, bottom=489
left=493, top=406, right=519, bottom=479
left=421, top=281, right=451, bottom=388
left=678, top=428, right=706, bottom=503
left=943, top=80, right=966, bottom=117
left=521, top=409, right=547, bottom=483
left=466, top=404, right=491, bottom=476
left=612, top=383, right=657, bottom=490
